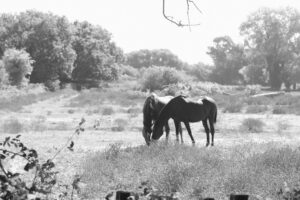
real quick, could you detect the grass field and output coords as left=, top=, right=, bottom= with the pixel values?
left=1, top=81, right=300, bottom=199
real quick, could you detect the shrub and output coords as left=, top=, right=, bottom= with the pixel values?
left=2, top=118, right=24, bottom=134
left=141, top=66, right=182, bottom=91
left=240, top=118, right=264, bottom=133
left=111, top=118, right=128, bottom=131
left=273, top=106, right=288, bottom=114
left=102, top=106, right=115, bottom=115
left=276, top=121, right=290, bottom=134
left=2, top=48, right=34, bottom=87
left=246, top=105, right=268, bottom=113
left=223, top=100, right=244, bottom=113
left=120, top=65, right=140, bottom=77
left=0, top=60, right=8, bottom=86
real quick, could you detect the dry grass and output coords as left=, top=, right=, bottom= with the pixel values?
left=2, top=118, right=24, bottom=134
left=81, top=142, right=300, bottom=200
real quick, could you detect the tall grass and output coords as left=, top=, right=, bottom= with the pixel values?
left=81, top=142, right=300, bottom=200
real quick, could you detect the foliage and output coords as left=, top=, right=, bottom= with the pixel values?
left=2, top=48, right=33, bottom=87
left=120, top=65, right=140, bottom=78
left=185, top=62, right=212, bottom=81
left=126, top=49, right=185, bottom=70
left=71, top=21, right=123, bottom=84
left=240, top=7, right=300, bottom=90
left=0, top=119, right=85, bottom=199
left=207, top=36, right=246, bottom=84
left=0, top=11, right=76, bottom=88
left=141, top=66, right=183, bottom=91
left=239, top=64, right=267, bottom=85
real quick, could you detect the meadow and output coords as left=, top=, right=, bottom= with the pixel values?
left=0, top=80, right=300, bottom=199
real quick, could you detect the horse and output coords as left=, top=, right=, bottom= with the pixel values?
left=151, top=95, right=217, bottom=146
left=142, top=93, right=182, bottom=145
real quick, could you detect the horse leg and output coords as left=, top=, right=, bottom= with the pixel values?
left=179, top=122, right=183, bottom=144
left=164, top=122, right=170, bottom=142
left=184, top=121, right=195, bottom=144
left=202, top=119, right=210, bottom=147
left=174, top=120, right=183, bottom=143
left=208, top=117, right=215, bottom=146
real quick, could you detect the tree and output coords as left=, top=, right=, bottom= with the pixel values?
left=207, top=36, right=246, bottom=84
left=2, top=48, right=33, bottom=87
left=141, top=66, right=182, bottom=91
left=126, top=49, right=184, bottom=70
left=0, top=11, right=76, bottom=89
left=71, top=21, right=123, bottom=85
left=240, top=7, right=300, bottom=90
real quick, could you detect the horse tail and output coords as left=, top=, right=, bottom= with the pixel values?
left=214, top=109, right=217, bottom=124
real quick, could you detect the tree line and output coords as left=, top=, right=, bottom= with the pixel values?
left=0, top=8, right=299, bottom=91
left=126, top=7, right=300, bottom=91
left=0, top=10, right=123, bottom=90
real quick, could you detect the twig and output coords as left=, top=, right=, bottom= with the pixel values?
left=186, top=0, right=191, bottom=31
left=162, top=0, right=202, bottom=27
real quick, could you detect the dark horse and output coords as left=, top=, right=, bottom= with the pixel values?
left=142, top=93, right=182, bottom=145
left=152, top=95, right=217, bottom=146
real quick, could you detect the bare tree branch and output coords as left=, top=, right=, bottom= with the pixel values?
left=162, top=0, right=202, bottom=28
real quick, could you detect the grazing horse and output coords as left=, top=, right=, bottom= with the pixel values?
left=142, top=93, right=182, bottom=145
left=152, top=95, right=217, bottom=146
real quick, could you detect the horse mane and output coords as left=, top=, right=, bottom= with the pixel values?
left=143, top=95, right=154, bottom=133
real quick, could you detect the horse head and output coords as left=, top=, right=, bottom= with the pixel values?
left=151, top=121, right=164, bottom=142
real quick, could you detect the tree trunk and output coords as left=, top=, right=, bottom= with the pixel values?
left=269, top=63, right=282, bottom=90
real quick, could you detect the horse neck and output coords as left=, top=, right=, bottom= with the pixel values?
left=155, top=104, right=171, bottom=129
left=143, top=98, right=153, bottom=132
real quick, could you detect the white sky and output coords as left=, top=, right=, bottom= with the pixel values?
left=1, top=0, right=300, bottom=64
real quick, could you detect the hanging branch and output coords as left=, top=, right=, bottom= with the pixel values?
left=162, top=0, right=202, bottom=28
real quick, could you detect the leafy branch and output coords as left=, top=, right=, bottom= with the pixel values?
left=0, top=118, right=86, bottom=199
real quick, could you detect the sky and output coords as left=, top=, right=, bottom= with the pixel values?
left=1, top=0, right=300, bottom=65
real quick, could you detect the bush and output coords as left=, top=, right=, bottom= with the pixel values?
left=102, top=106, right=115, bottom=115
left=2, top=118, right=24, bottom=134
left=111, top=118, right=128, bottom=131
left=0, top=61, right=8, bottom=86
left=120, top=65, right=140, bottom=77
left=273, top=106, right=288, bottom=114
left=240, top=118, right=264, bottom=133
left=246, top=105, right=268, bottom=113
left=2, top=48, right=34, bottom=87
left=141, top=66, right=182, bottom=91
left=223, top=100, right=244, bottom=113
